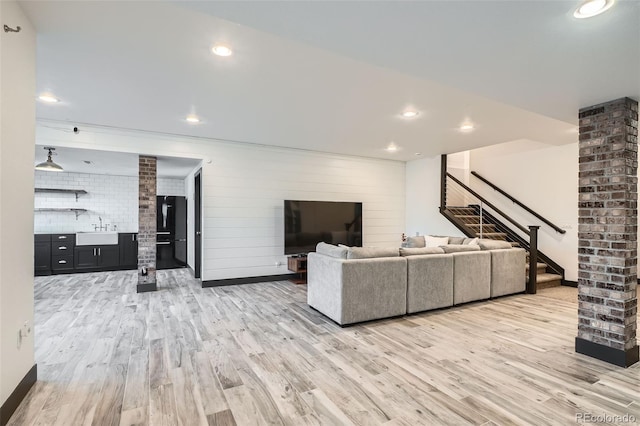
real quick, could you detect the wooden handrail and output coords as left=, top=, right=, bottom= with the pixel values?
left=471, top=171, right=566, bottom=234
left=446, top=172, right=530, bottom=235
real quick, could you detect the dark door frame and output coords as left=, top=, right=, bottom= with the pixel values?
left=194, top=168, right=202, bottom=279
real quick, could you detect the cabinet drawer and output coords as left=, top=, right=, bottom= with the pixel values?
left=52, top=234, right=76, bottom=244
left=35, top=234, right=51, bottom=243
left=52, top=255, right=74, bottom=271
left=51, top=242, right=73, bottom=253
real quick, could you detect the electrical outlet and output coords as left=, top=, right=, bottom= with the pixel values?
left=275, top=261, right=283, bottom=267
left=22, top=321, right=31, bottom=337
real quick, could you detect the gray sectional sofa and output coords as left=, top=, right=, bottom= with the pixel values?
left=307, top=237, right=525, bottom=325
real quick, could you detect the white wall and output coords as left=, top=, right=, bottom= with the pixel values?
left=157, top=177, right=186, bottom=196
left=1, top=0, right=36, bottom=405
left=34, top=172, right=185, bottom=233
left=405, top=155, right=463, bottom=237
left=468, top=140, right=578, bottom=281
left=36, top=122, right=406, bottom=280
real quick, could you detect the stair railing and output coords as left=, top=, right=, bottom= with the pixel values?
left=440, top=155, right=563, bottom=293
left=471, top=171, right=566, bottom=234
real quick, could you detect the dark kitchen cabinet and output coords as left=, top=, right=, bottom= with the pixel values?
left=74, top=245, right=120, bottom=270
left=99, top=246, right=120, bottom=268
left=34, top=234, right=51, bottom=275
left=36, top=233, right=137, bottom=275
left=119, top=233, right=138, bottom=267
left=52, top=255, right=74, bottom=272
left=75, top=246, right=99, bottom=269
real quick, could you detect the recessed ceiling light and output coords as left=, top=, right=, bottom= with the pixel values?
left=212, top=44, right=233, bottom=57
left=186, top=114, right=200, bottom=124
left=386, top=142, right=399, bottom=152
left=415, top=153, right=422, bottom=156
left=460, top=123, right=474, bottom=132
left=38, top=93, right=59, bottom=103
left=401, top=109, right=419, bottom=118
left=574, top=0, right=614, bottom=18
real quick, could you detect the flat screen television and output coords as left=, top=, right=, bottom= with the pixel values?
left=284, top=200, right=362, bottom=255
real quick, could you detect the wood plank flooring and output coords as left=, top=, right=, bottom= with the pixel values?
left=8, top=270, right=640, bottom=425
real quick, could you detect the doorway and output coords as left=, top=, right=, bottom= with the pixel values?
left=194, top=169, right=202, bottom=279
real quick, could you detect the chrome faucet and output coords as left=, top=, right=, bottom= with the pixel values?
left=91, top=217, right=108, bottom=232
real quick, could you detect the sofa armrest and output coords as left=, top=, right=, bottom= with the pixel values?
left=307, top=252, right=346, bottom=323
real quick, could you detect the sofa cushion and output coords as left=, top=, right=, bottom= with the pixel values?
left=347, top=247, right=399, bottom=259
left=425, top=235, right=449, bottom=247
left=316, top=242, right=348, bottom=259
left=399, top=247, right=445, bottom=256
left=463, top=237, right=479, bottom=245
left=405, top=236, right=426, bottom=248
left=440, top=244, right=481, bottom=253
left=478, top=239, right=513, bottom=250
left=448, top=236, right=466, bottom=245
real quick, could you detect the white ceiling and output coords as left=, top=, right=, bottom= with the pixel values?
left=20, top=1, right=639, bottom=162
left=34, top=145, right=201, bottom=178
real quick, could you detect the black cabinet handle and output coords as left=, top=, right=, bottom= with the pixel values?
left=58, top=236, right=67, bottom=239
left=58, top=260, right=67, bottom=264
left=93, top=248, right=96, bottom=256
left=98, top=248, right=101, bottom=256
left=58, top=246, right=67, bottom=250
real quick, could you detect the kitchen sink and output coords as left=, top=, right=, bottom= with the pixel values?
left=76, top=231, right=118, bottom=246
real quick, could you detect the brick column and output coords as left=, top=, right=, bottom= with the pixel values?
left=137, top=155, right=157, bottom=292
left=577, top=97, right=639, bottom=367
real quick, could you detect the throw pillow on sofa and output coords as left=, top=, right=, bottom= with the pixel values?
left=448, top=236, right=466, bottom=245
left=405, top=235, right=426, bottom=248
left=425, top=235, right=449, bottom=247
left=347, top=247, right=400, bottom=259
left=316, top=242, right=348, bottom=258
left=440, top=244, right=481, bottom=253
left=463, top=237, right=479, bottom=245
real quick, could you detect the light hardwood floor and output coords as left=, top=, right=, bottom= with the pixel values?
left=8, top=270, right=640, bottom=425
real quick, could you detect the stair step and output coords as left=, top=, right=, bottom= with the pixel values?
left=475, top=232, right=507, bottom=240
left=454, top=215, right=481, bottom=224
left=527, top=273, right=563, bottom=289
left=466, top=224, right=497, bottom=233
left=526, top=262, right=548, bottom=274
left=448, top=207, right=476, bottom=215
left=537, top=277, right=563, bottom=289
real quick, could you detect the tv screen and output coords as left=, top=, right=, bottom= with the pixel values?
left=284, top=200, right=362, bottom=255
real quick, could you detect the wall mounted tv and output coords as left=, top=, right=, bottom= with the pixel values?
left=284, top=200, right=362, bottom=255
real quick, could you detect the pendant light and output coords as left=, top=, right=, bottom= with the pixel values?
left=35, top=147, right=64, bottom=172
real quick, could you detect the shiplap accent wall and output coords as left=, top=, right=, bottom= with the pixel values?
left=202, top=148, right=406, bottom=280
left=36, top=122, right=406, bottom=281
left=34, top=170, right=185, bottom=233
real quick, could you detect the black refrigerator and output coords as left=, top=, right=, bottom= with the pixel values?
left=156, top=195, right=187, bottom=270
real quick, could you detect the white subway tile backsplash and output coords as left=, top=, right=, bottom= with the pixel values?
left=34, top=171, right=184, bottom=233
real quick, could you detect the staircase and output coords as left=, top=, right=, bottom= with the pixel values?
left=448, top=206, right=563, bottom=290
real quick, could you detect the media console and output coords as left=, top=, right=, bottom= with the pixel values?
left=287, top=255, right=307, bottom=284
